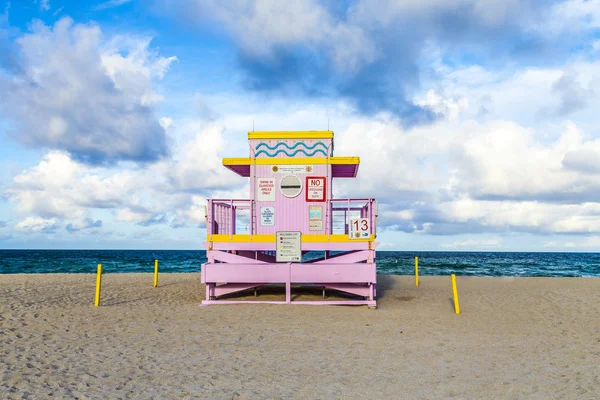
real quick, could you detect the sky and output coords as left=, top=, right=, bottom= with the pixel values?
left=1, top=0, right=600, bottom=251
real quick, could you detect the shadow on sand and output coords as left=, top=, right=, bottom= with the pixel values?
left=211, top=274, right=397, bottom=304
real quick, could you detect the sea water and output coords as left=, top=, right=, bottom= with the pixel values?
left=1, top=250, right=599, bottom=277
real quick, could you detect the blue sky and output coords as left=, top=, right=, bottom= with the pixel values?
left=1, top=0, right=600, bottom=250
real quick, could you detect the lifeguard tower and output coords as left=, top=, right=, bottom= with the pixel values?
left=201, top=131, right=378, bottom=307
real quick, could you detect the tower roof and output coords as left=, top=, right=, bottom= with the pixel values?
left=248, top=131, right=334, bottom=140
left=223, top=157, right=360, bottom=178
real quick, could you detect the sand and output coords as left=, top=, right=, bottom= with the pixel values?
left=1, top=273, right=600, bottom=399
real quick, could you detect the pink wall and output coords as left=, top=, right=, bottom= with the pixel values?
left=252, top=164, right=331, bottom=235
left=249, top=138, right=333, bottom=159
left=248, top=138, right=334, bottom=235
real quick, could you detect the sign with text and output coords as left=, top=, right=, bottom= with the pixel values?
left=349, top=218, right=370, bottom=239
left=272, top=165, right=313, bottom=174
left=256, top=177, right=275, bottom=201
left=306, top=176, right=326, bottom=202
left=276, top=231, right=301, bottom=262
left=309, top=205, right=323, bottom=231
left=260, top=206, right=275, bottom=226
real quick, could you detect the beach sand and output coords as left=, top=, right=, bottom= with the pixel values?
left=1, top=273, right=600, bottom=399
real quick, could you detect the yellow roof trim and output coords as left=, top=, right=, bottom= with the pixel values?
left=208, top=234, right=374, bottom=243
left=248, top=131, right=334, bottom=140
left=223, top=157, right=254, bottom=165
left=223, top=156, right=359, bottom=166
left=327, top=156, right=359, bottom=165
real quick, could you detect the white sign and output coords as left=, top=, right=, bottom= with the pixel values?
left=272, top=165, right=314, bottom=174
left=276, top=231, right=301, bottom=262
left=260, top=206, right=275, bottom=226
left=306, top=177, right=326, bottom=201
left=256, top=177, right=276, bottom=201
left=309, top=220, right=323, bottom=231
left=349, top=218, right=370, bottom=239
left=309, top=205, right=323, bottom=231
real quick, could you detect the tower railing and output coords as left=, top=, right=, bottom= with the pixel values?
left=207, top=198, right=376, bottom=238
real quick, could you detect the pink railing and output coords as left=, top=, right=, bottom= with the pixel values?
left=329, top=198, right=377, bottom=236
left=207, top=198, right=376, bottom=237
left=208, top=199, right=253, bottom=238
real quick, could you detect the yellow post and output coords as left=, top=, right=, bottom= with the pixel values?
left=153, top=259, right=159, bottom=288
left=415, top=256, right=419, bottom=287
left=451, top=274, right=460, bottom=314
left=94, top=264, right=102, bottom=307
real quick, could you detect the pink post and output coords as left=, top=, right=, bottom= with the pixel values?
left=230, top=199, right=233, bottom=239
left=249, top=200, right=253, bottom=239
left=286, top=263, right=291, bottom=304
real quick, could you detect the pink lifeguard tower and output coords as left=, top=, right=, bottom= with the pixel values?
left=201, top=131, right=378, bottom=307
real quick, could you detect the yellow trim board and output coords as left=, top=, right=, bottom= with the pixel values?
left=208, top=234, right=374, bottom=243
left=248, top=131, right=334, bottom=140
left=223, top=157, right=359, bottom=166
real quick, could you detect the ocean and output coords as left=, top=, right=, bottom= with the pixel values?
left=1, top=250, right=599, bottom=277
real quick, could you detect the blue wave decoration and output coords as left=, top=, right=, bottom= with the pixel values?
left=255, top=149, right=328, bottom=157
left=255, top=141, right=327, bottom=151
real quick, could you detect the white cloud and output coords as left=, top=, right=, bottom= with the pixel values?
left=15, top=217, right=59, bottom=233
left=562, top=147, right=600, bottom=173
left=544, top=236, right=600, bottom=248
left=10, top=152, right=88, bottom=220
left=5, top=121, right=247, bottom=232
left=167, top=0, right=554, bottom=77
left=101, top=35, right=178, bottom=105
left=452, top=121, right=600, bottom=201
left=440, top=238, right=501, bottom=249
left=182, top=0, right=540, bottom=74
left=552, top=72, right=594, bottom=115
left=154, top=0, right=600, bottom=127
left=7, top=150, right=162, bottom=225
left=437, top=199, right=600, bottom=234
left=176, top=0, right=375, bottom=73
left=115, top=209, right=157, bottom=224
left=158, top=0, right=554, bottom=122
left=65, top=218, right=102, bottom=232
left=95, top=0, right=134, bottom=11
left=351, top=0, right=529, bottom=28
left=415, top=90, right=469, bottom=121
left=0, top=18, right=175, bottom=164
left=334, top=119, right=451, bottom=200
left=40, top=0, right=51, bottom=11
left=543, top=0, right=600, bottom=35
left=166, top=124, right=245, bottom=192
left=171, top=196, right=207, bottom=228
left=421, top=53, right=600, bottom=128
